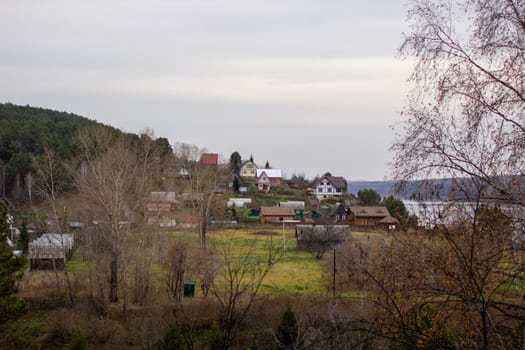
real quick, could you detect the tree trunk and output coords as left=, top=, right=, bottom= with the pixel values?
left=63, top=261, right=74, bottom=305
left=200, top=220, right=207, bottom=249
left=52, top=257, right=61, bottom=296
left=123, top=267, right=128, bottom=314
left=110, top=254, right=118, bottom=302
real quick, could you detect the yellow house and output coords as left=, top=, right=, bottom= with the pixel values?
left=240, top=159, right=258, bottom=181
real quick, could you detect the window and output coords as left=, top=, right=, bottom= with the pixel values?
left=318, top=187, right=323, bottom=192
left=327, top=188, right=332, bottom=193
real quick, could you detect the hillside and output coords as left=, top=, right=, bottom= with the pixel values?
left=0, top=103, right=117, bottom=200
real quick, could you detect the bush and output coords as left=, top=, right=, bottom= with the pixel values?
left=157, top=324, right=186, bottom=350
left=0, top=295, right=28, bottom=323
left=275, top=304, right=303, bottom=349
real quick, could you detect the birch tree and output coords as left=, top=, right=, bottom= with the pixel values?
left=73, top=126, right=161, bottom=311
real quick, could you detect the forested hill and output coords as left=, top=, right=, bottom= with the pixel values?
left=0, top=103, right=117, bottom=198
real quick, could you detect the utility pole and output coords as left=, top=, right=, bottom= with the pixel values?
left=268, top=225, right=273, bottom=265
left=282, top=220, right=286, bottom=253
left=333, top=248, right=336, bottom=298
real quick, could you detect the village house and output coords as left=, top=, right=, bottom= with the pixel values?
left=313, top=176, right=346, bottom=199
left=256, top=171, right=271, bottom=193
left=201, top=153, right=219, bottom=165
left=240, top=158, right=258, bottom=182
left=259, top=206, right=296, bottom=223
left=279, top=201, right=305, bottom=219
left=256, top=169, right=282, bottom=185
left=327, top=203, right=350, bottom=223
left=146, top=192, right=178, bottom=227
left=177, top=214, right=200, bottom=230
left=349, top=206, right=399, bottom=229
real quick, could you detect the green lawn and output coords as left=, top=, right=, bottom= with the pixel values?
left=65, top=226, right=329, bottom=295
left=206, top=228, right=327, bottom=294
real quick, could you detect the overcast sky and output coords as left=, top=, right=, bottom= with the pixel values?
left=0, top=0, right=412, bottom=180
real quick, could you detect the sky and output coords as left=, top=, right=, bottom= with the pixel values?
left=0, top=0, right=413, bottom=181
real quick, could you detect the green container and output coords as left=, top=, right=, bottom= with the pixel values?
left=184, top=280, right=196, bottom=297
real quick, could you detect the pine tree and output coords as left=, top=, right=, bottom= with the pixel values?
left=275, top=304, right=303, bottom=349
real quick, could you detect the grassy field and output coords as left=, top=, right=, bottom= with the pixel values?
left=61, top=226, right=391, bottom=298
left=207, top=227, right=327, bottom=294
left=63, top=226, right=332, bottom=296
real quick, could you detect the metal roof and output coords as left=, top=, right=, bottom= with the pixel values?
left=256, top=169, right=282, bottom=178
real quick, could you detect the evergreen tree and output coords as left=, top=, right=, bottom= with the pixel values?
left=357, top=189, right=381, bottom=206
left=229, top=151, right=242, bottom=174
left=16, top=220, right=29, bottom=252
left=0, top=200, right=27, bottom=323
left=275, top=304, right=303, bottom=349
left=232, top=176, right=240, bottom=193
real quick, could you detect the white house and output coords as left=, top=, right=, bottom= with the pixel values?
left=313, top=176, right=346, bottom=199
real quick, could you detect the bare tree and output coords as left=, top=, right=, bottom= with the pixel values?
left=208, top=242, right=274, bottom=350
left=73, top=126, right=161, bottom=312
left=338, top=202, right=525, bottom=348
left=164, top=241, right=189, bottom=303
left=32, top=149, right=74, bottom=305
left=295, top=224, right=350, bottom=259
left=394, top=0, right=525, bottom=204
left=390, top=3, right=525, bottom=346
left=174, top=143, right=227, bottom=249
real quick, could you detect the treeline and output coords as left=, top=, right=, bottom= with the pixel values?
left=0, top=103, right=100, bottom=199
left=0, top=103, right=172, bottom=204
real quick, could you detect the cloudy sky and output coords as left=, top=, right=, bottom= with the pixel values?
left=0, top=0, right=412, bottom=180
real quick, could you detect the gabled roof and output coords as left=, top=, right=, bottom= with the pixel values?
left=315, top=176, right=346, bottom=189
left=241, top=160, right=257, bottom=167
left=256, top=169, right=282, bottom=178
left=260, top=206, right=295, bottom=217
left=327, top=176, right=346, bottom=189
left=201, top=153, right=219, bottom=165
left=328, top=203, right=347, bottom=217
left=350, top=206, right=391, bottom=218
left=256, top=171, right=271, bottom=183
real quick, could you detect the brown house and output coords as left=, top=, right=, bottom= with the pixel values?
left=259, top=206, right=296, bottom=223
left=349, top=206, right=399, bottom=228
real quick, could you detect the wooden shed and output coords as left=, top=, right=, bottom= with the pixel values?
left=259, top=206, right=296, bottom=223
left=28, top=233, right=74, bottom=270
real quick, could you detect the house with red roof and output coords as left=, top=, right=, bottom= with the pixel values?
left=201, top=153, right=219, bottom=165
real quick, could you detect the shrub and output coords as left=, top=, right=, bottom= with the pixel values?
left=275, top=304, right=303, bottom=349
left=0, top=295, right=28, bottom=323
